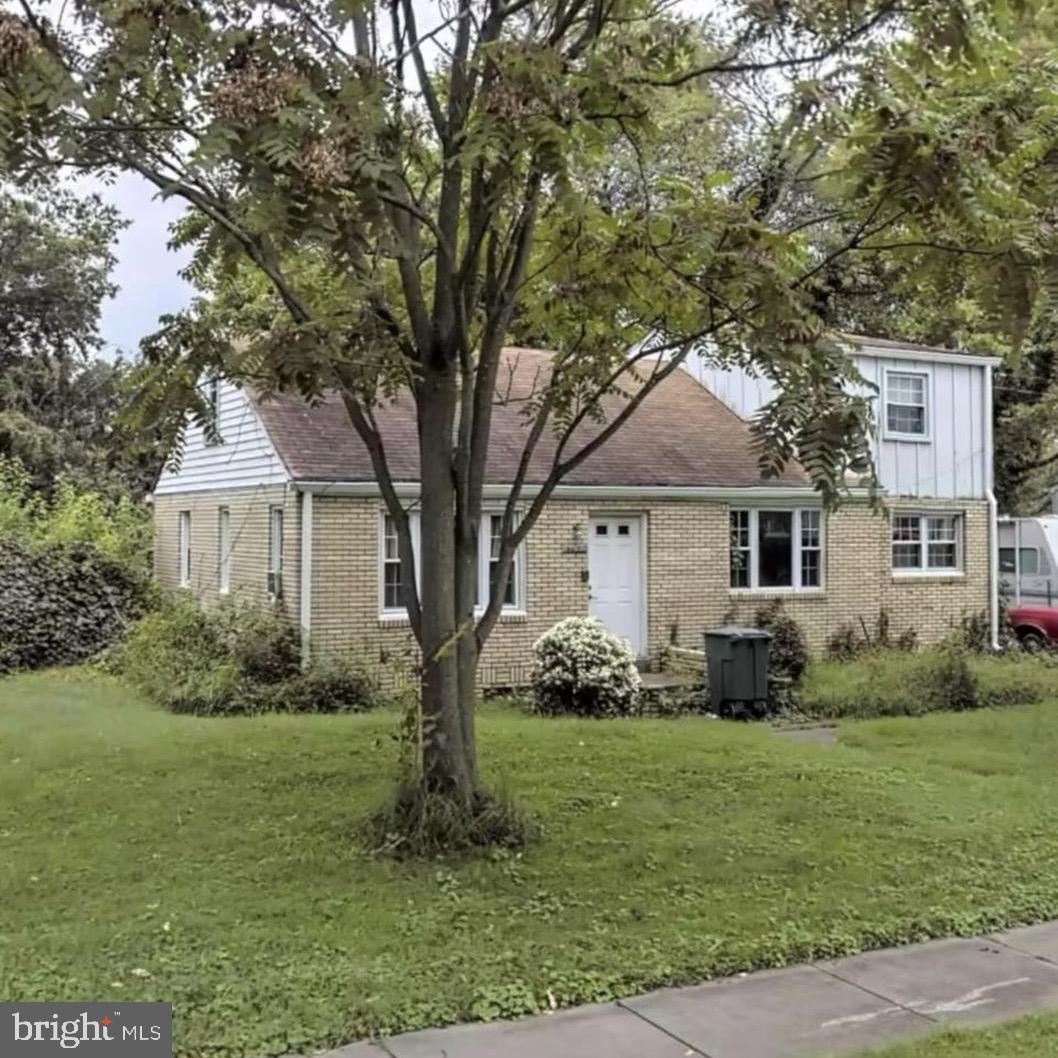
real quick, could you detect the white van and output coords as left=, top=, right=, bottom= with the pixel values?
left=998, top=516, right=1058, bottom=606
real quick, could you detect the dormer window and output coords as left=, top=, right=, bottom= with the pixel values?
left=884, top=370, right=929, bottom=439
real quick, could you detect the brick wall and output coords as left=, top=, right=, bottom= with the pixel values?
left=154, top=490, right=991, bottom=686
left=152, top=485, right=302, bottom=622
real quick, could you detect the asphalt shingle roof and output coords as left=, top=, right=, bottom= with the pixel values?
left=250, top=347, right=809, bottom=489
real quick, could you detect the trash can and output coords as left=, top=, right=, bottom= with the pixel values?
left=704, top=626, right=772, bottom=714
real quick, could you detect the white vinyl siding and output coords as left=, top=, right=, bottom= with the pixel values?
left=153, top=379, right=289, bottom=495
left=217, top=506, right=231, bottom=593
left=730, top=508, right=824, bottom=591
left=379, top=510, right=523, bottom=616
left=178, top=511, right=191, bottom=587
left=892, top=512, right=962, bottom=573
left=687, top=348, right=992, bottom=499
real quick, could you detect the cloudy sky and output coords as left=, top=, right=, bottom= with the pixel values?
left=75, top=1, right=710, bottom=355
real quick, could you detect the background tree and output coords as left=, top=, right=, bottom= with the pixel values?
left=0, top=184, right=160, bottom=497
left=4, top=0, right=1056, bottom=843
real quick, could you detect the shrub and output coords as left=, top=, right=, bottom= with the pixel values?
left=113, top=595, right=381, bottom=715
left=826, top=609, right=917, bottom=661
left=273, top=655, right=382, bottom=714
left=753, top=599, right=808, bottom=685
left=801, top=647, right=1049, bottom=720
left=0, top=539, right=149, bottom=674
left=531, top=616, right=641, bottom=717
left=0, top=455, right=150, bottom=573
left=925, top=643, right=977, bottom=712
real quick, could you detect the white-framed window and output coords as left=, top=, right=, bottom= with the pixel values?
left=268, top=505, right=284, bottom=597
left=217, top=506, right=231, bottom=594
left=729, top=509, right=824, bottom=590
left=892, top=512, right=962, bottom=573
left=178, top=510, right=191, bottom=587
left=999, top=546, right=1040, bottom=575
left=884, top=370, right=929, bottom=439
left=379, top=509, right=524, bottom=615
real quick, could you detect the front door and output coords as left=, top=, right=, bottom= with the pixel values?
left=588, top=516, right=644, bottom=655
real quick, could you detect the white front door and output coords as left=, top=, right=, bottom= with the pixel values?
left=588, top=516, right=644, bottom=655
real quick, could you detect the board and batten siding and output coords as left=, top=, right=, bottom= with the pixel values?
left=152, top=380, right=289, bottom=496
left=686, top=350, right=991, bottom=499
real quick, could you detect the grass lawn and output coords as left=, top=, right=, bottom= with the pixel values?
left=854, top=1012, right=1058, bottom=1057
left=8, top=672, right=1058, bottom=1057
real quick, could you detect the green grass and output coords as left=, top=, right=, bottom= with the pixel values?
left=854, top=1012, right=1058, bottom=1057
left=8, top=672, right=1058, bottom=1057
left=801, top=650, right=1056, bottom=718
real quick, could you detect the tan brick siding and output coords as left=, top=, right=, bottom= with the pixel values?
left=154, top=491, right=991, bottom=686
left=153, top=486, right=302, bottom=622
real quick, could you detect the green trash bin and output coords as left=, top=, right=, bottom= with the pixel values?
left=704, top=626, right=772, bottom=714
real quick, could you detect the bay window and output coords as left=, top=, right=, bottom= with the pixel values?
left=729, top=509, right=823, bottom=590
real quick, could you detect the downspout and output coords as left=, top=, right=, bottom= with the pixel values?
left=299, top=488, right=314, bottom=669
left=984, top=362, right=1000, bottom=650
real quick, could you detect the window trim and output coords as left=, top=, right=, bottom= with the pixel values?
left=178, top=510, right=192, bottom=588
left=729, top=507, right=825, bottom=592
left=378, top=508, right=526, bottom=617
left=217, top=506, right=231, bottom=594
left=891, top=511, right=964, bottom=576
left=883, top=368, right=931, bottom=442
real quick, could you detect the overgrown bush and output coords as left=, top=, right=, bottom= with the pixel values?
left=0, top=456, right=150, bottom=573
left=531, top=616, right=641, bottom=717
left=826, top=609, right=917, bottom=661
left=801, top=646, right=1050, bottom=720
left=0, top=538, right=150, bottom=673
left=753, top=599, right=808, bottom=685
left=112, top=595, right=381, bottom=715
left=925, top=643, right=977, bottom=712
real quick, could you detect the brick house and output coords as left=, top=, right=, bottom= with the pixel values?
left=152, top=339, right=1000, bottom=684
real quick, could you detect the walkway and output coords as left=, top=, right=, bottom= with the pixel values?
left=318, top=920, right=1058, bottom=1058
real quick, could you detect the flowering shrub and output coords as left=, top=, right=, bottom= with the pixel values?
left=531, top=616, right=641, bottom=717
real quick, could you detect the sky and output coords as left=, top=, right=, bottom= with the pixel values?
left=69, top=0, right=711, bottom=356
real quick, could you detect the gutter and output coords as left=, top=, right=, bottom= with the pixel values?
left=984, top=362, right=1000, bottom=649
left=299, top=489, right=314, bottom=669
left=293, top=480, right=881, bottom=504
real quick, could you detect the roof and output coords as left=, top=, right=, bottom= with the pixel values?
left=251, top=347, right=809, bottom=490
left=843, top=334, right=1002, bottom=367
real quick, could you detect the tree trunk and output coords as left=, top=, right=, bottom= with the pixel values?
left=416, top=362, right=477, bottom=802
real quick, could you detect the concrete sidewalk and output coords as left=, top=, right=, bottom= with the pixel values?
left=320, top=921, right=1058, bottom=1058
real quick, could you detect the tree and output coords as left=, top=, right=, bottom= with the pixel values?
left=0, top=184, right=160, bottom=497
left=3, top=0, right=1055, bottom=841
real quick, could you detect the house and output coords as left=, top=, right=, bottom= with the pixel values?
left=152, top=339, right=1000, bottom=685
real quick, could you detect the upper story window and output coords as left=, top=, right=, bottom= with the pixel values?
left=884, top=370, right=929, bottom=439
left=892, top=512, right=961, bottom=573
left=380, top=510, right=524, bottom=615
left=730, top=509, right=823, bottom=591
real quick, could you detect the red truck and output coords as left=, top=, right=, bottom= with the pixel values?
left=1007, top=604, right=1058, bottom=649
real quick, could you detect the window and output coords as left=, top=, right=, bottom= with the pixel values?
left=892, top=512, right=961, bottom=572
left=999, top=547, right=1040, bottom=575
left=381, top=514, right=407, bottom=611
left=729, top=509, right=824, bottom=590
left=379, top=510, right=524, bottom=615
left=218, top=507, right=231, bottom=593
left=178, top=511, right=191, bottom=587
left=268, top=505, right=284, bottom=597
left=885, top=371, right=929, bottom=438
